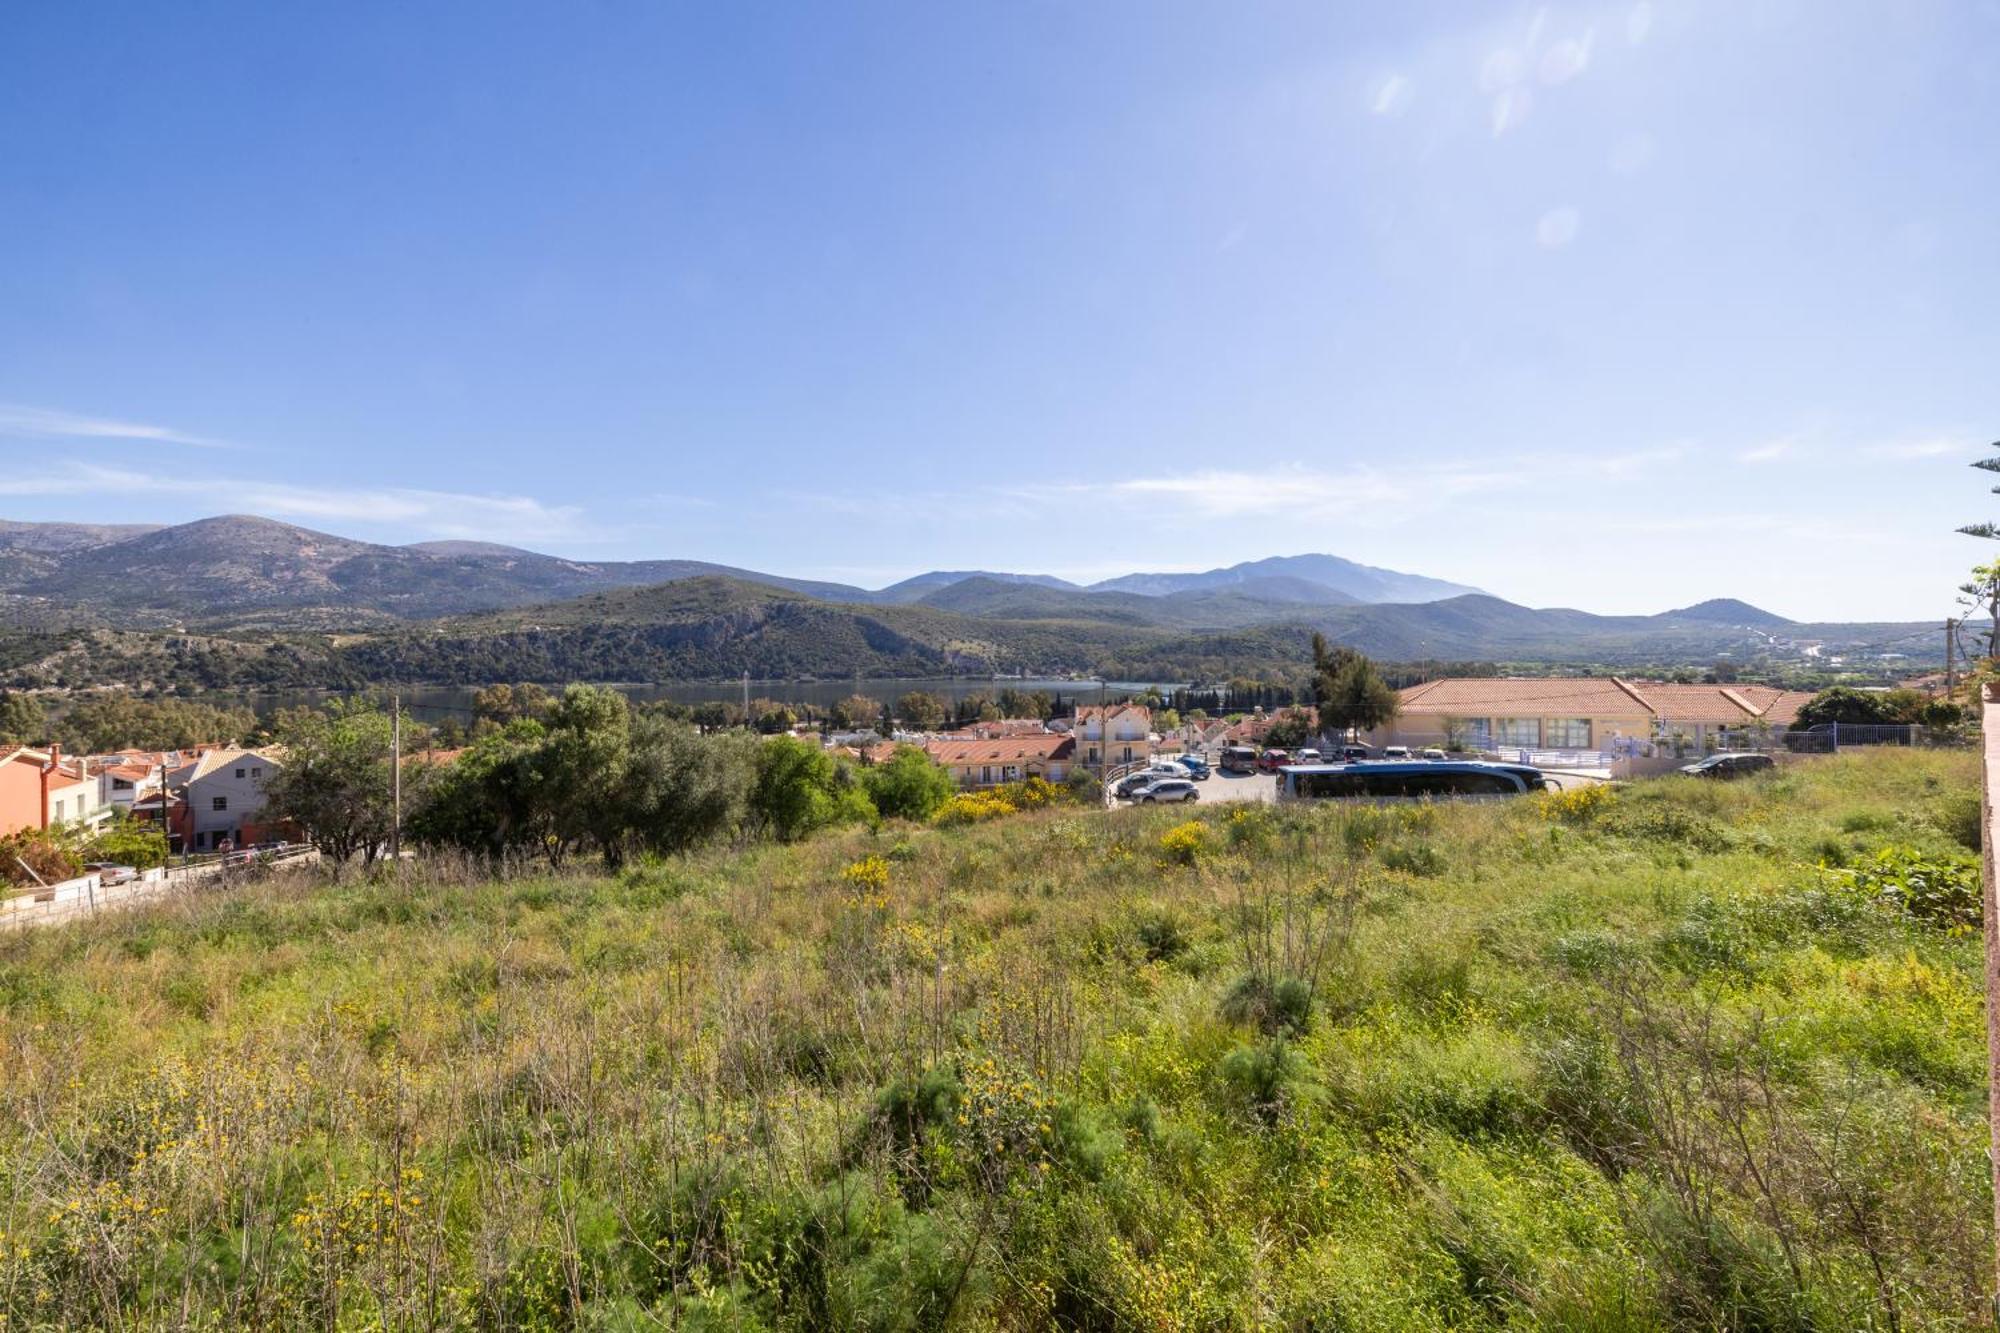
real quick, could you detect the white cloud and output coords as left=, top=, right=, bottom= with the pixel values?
left=1491, top=87, right=1533, bottom=136
left=1536, top=206, right=1582, bottom=248
left=1370, top=74, right=1413, bottom=117
left=0, top=403, right=228, bottom=448
left=1022, top=449, right=1674, bottom=526
left=1587, top=444, right=1685, bottom=477
left=1539, top=34, right=1593, bottom=85
left=1738, top=438, right=1801, bottom=464
left=0, top=463, right=583, bottom=541
left=1860, top=436, right=1964, bottom=461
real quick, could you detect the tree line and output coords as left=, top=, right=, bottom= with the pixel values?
left=263, top=686, right=971, bottom=871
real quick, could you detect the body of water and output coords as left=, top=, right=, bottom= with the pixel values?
left=207, top=677, right=1185, bottom=723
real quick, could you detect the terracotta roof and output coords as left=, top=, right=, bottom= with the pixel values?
left=1222, top=709, right=1312, bottom=742
left=946, top=719, right=1051, bottom=739
left=1075, top=703, right=1150, bottom=724
left=1400, top=678, right=1645, bottom=717
left=1398, top=678, right=1816, bottom=726
left=43, top=767, right=91, bottom=793
left=923, top=735, right=1074, bottom=765
left=1, top=747, right=92, bottom=789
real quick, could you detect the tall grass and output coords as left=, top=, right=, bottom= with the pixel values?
left=0, top=749, right=1988, bottom=1328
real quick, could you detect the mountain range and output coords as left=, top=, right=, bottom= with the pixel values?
left=0, top=514, right=1937, bottom=689
left=0, top=515, right=1478, bottom=622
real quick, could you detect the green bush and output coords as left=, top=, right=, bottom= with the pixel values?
left=1219, top=1038, right=1315, bottom=1123
left=1220, top=973, right=1315, bottom=1035
left=1851, top=846, right=1980, bottom=930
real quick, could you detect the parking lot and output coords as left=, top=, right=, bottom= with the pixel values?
left=1111, top=753, right=1277, bottom=807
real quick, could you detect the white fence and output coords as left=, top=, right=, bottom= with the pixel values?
left=0, top=846, right=318, bottom=931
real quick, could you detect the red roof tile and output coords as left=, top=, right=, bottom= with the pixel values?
left=923, top=735, right=1074, bottom=765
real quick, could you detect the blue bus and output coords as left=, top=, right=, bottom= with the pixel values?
left=1274, top=760, right=1548, bottom=802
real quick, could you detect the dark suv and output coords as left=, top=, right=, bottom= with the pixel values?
left=1680, top=753, right=1775, bottom=780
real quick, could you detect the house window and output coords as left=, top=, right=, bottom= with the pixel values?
left=212, top=796, right=229, bottom=812
left=1002, top=765, right=1020, bottom=782
left=1491, top=718, right=1540, bottom=748
left=235, top=768, right=245, bottom=779
left=251, top=767, right=262, bottom=778
left=113, top=778, right=132, bottom=791
left=1545, top=719, right=1590, bottom=748
left=980, top=766, right=993, bottom=784
left=53, top=798, right=65, bottom=821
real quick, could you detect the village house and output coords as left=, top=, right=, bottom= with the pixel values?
left=1070, top=704, right=1152, bottom=770
left=944, top=718, right=1052, bottom=741
left=0, top=746, right=112, bottom=837
left=128, top=788, right=193, bottom=853
left=180, top=746, right=290, bottom=851
left=921, top=734, right=1074, bottom=789
left=99, top=761, right=162, bottom=814
left=1369, top=678, right=1815, bottom=755
left=1219, top=708, right=1314, bottom=747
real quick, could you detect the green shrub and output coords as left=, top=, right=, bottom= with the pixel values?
left=1219, top=1038, right=1314, bottom=1123
left=1381, top=842, right=1446, bottom=877
left=1924, top=788, right=1982, bottom=852
left=1850, top=846, right=1980, bottom=930
left=1219, top=973, right=1314, bottom=1035
left=1132, top=909, right=1192, bottom=963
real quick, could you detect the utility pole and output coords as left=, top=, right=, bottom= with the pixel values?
left=1981, top=683, right=2000, bottom=1320
left=742, top=670, right=751, bottom=728
left=157, top=759, right=171, bottom=869
left=1947, top=618, right=1959, bottom=699
left=390, top=693, right=402, bottom=862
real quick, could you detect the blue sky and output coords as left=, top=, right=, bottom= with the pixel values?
left=2, top=1, right=1994, bottom=621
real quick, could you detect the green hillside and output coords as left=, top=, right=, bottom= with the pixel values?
left=0, top=750, right=1984, bottom=1327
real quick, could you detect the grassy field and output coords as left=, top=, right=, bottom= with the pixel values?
left=0, top=750, right=1989, bottom=1329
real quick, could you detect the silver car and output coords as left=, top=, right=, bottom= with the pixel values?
left=1135, top=778, right=1199, bottom=804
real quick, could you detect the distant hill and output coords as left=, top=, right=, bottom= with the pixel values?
left=1090, top=553, right=1480, bottom=604
left=1662, top=598, right=1793, bottom=627
left=908, top=576, right=1346, bottom=629
left=0, top=514, right=1937, bottom=689
left=0, top=519, right=161, bottom=555
left=0, top=516, right=1478, bottom=626
left=876, top=570, right=1081, bottom=602
left=0, top=515, right=876, bottom=620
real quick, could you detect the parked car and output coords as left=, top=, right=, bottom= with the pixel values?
left=1680, top=752, right=1775, bottom=780
left=1135, top=778, right=1199, bottom=804
left=1256, top=748, right=1291, bottom=772
left=83, top=862, right=137, bottom=886
left=1380, top=745, right=1411, bottom=760
left=1145, top=761, right=1192, bottom=780
left=1339, top=745, right=1372, bottom=762
left=1420, top=748, right=1449, bottom=762
left=1112, top=771, right=1164, bottom=799
left=1219, top=745, right=1259, bottom=774
left=1293, top=748, right=1323, bottom=764
left=1168, top=754, right=1211, bottom=780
